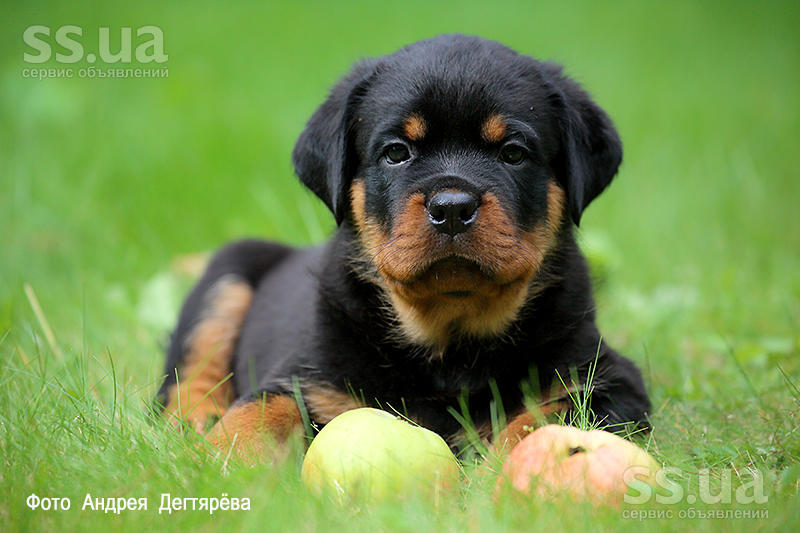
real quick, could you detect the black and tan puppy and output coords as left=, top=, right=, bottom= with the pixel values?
left=157, top=34, right=650, bottom=460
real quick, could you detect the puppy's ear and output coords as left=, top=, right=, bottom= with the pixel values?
left=292, top=59, right=380, bottom=224
left=542, top=63, right=623, bottom=226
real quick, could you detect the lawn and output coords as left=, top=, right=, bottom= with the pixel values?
left=1, top=1, right=799, bottom=531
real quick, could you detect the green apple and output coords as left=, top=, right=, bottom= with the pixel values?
left=301, top=408, right=460, bottom=503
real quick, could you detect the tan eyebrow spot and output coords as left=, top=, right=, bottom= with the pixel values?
left=481, top=114, right=507, bottom=143
left=403, top=113, right=427, bottom=141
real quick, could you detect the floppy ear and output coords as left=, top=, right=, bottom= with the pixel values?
left=292, top=59, right=380, bottom=224
left=542, top=63, right=623, bottom=226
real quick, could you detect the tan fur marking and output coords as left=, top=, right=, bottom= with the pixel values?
left=165, top=277, right=253, bottom=433
left=205, top=396, right=303, bottom=464
left=350, top=179, right=387, bottom=249
left=517, top=181, right=566, bottom=292
left=529, top=181, right=565, bottom=245
left=492, top=401, right=570, bottom=454
left=547, top=182, right=566, bottom=229
left=481, top=114, right=507, bottom=143
left=403, top=113, right=427, bottom=141
left=304, top=385, right=363, bottom=424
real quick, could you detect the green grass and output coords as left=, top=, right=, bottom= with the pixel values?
left=1, top=0, right=799, bottom=530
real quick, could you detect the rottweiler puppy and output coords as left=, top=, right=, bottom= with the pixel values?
left=157, top=34, right=650, bottom=461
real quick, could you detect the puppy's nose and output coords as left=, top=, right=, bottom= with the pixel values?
left=426, top=191, right=479, bottom=236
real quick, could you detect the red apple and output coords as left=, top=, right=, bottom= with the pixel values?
left=496, top=424, right=659, bottom=506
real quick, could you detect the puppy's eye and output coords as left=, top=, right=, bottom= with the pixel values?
left=384, top=143, right=411, bottom=164
left=499, top=144, right=526, bottom=165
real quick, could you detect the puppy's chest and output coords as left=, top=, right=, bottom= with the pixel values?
left=377, top=359, right=526, bottom=438
left=358, top=348, right=525, bottom=406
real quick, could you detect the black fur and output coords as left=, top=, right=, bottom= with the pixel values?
left=160, top=35, right=649, bottom=442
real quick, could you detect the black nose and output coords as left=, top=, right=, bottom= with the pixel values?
left=426, top=191, right=480, bottom=236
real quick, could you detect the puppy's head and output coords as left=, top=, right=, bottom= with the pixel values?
left=293, top=35, right=622, bottom=347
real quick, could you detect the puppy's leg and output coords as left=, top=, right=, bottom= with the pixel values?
left=157, top=240, right=290, bottom=432
left=587, top=347, right=651, bottom=430
left=162, top=276, right=251, bottom=432
left=493, top=345, right=650, bottom=454
left=205, top=395, right=303, bottom=464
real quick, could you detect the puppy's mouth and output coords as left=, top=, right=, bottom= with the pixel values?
left=405, top=256, right=495, bottom=296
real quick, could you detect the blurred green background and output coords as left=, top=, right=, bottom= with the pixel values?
left=2, top=0, right=798, bottom=382
left=1, top=1, right=799, bottom=530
